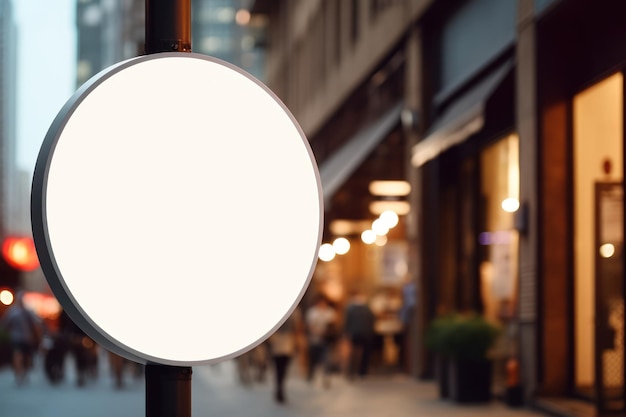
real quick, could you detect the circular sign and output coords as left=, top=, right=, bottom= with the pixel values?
left=31, top=53, right=323, bottom=365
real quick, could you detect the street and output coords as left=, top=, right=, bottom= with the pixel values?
left=0, top=352, right=549, bottom=417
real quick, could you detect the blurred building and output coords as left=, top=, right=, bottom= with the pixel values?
left=0, top=0, right=18, bottom=239
left=0, top=0, right=20, bottom=293
left=76, top=0, right=144, bottom=85
left=75, top=0, right=263, bottom=85
left=192, top=0, right=265, bottom=80
left=250, top=0, right=626, bottom=415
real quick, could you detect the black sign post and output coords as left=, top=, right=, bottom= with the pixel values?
left=146, top=365, right=192, bottom=417
left=145, top=0, right=191, bottom=54
left=144, top=1, right=192, bottom=416
left=31, top=1, right=322, bottom=416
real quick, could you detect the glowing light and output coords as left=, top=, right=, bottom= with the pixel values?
left=235, top=9, right=251, bottom=25
left=375, top=235, right=388, bottom=246
left=479, top=231, right=513, bottom=245
left=600, top=243, right=616, bottom=258
left=379, top=210, right=399, bottom=228
left=332, top=238, right=350, bottom=255
left=372, top=219, right=389, bottom=236
left=318, top=243, right=336, bottom=262
left=2, top=237, right=40, bottom=271
left=361, top=230, right=377, bottom=244
left=330, top=219, right=371, bottom=236
left=369, top=180, right=411, bottom=197
left=0, top=290, right=14, bottom=306
left=370, top=200, right=410, bottom=216
left=501, top=197, right=520, bottom=213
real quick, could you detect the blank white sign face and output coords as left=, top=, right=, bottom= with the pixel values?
left=31, top=53, right=323, bottom=365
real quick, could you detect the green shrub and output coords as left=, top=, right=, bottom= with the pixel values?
left=426, top=313, right=500, bottom=361
left=425, top=314, right=457, bottom=356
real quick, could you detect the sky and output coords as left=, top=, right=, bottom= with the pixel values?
left=13, top=0, right=76, bottom=172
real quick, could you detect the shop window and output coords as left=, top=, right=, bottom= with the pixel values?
left=479, top=133, right=519, bottom=324
left=573, top=72, right=624, bottom=401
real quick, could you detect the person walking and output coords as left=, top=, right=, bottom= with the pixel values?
left=304, top=295, right=337, bottom=387
left=1, top=291, right=43, bottom=386
left=344, top=290, right=375, bottom=379
left=267, top=309, right=302, bottom=403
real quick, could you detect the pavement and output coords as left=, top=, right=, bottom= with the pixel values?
left=0, top=352, right=551, bottom=417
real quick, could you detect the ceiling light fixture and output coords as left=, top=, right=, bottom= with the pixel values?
left=369, top=180, right=411, bottom=197
left=370, top=200, right=410, bottom=216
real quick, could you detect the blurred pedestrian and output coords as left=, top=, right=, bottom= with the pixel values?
left=304, top=295, right=337, bottom=388
left=344, top=290, right=375, bottom=379
left=0, top=291, right=43, bottom=386
left=108, top=350, right=126, bottom=389
left=267, top=309, right=302, bottom=403
left=59, top=310, right=96, bottom=387
left=397, top=279, right=417, bottom=369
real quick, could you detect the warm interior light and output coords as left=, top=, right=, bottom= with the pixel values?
left=375, top=235, right=388, bottom=246
left=600, top=243, right=616, bottom=258
left=361, top=230, right=377, bottom=244
left=369, top=180, right=411, bottom=197
left=332, top=237, right=350, bottom=255
left=372, top=219, right=389, bottom=236
left=379, top=210, right=399, bottom=228
left=0, top=290, right=14, bottom=306
left=318, top=243, right=336, bottom=262
left=370, top=200, right=410, bottom=216
left=329, top=220, right=353, bottom=236
left=501, top=197, right=520, bottom=213
left=329, top=219, right=371, bottom=236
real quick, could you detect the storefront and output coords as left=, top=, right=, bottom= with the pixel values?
left=412, top=1, right=519, bottom=390
left=536, top=0, right=626, bottom=413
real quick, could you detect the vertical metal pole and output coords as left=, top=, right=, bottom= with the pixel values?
left=144, top=0, right=192, bottom=415
left=145, top=0, right=192, bottom=54
left=146, top=365, right=192, bottom=417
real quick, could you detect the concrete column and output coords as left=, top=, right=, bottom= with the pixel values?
left=404, top=24, right=426, bottom=379
left=516, top=0, right=539, bottom=402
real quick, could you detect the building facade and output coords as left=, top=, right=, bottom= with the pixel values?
left=251, top=0, right=625, bottom=415
left=0, top=0, right=19, bottom=290
left=75, top=0, right=262, bottom=85
left=0, top=0, right=17, bottom=239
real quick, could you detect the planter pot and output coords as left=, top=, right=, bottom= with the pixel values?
left=434, top=354, right=450, bottom=398
left=448, top=358, right=492, bottom=403
left=505, top=385, right=524, bottom=407
left=0, top=341, right=11, bottom=368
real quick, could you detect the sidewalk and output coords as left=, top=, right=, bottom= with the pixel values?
left=0, top=353, right=550, bottom=417
left=193, top=361, right=549, bottom=417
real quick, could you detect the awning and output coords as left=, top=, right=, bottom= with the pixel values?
left=411, top=60, right=514, bottom=167
left=319, top=102, right=403, bottom=206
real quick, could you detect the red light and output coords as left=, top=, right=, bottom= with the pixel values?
left=2, top=237, right=40, bottom=272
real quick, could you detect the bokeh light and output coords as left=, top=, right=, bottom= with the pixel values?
left=501, top=197, right=520, bottom=213
left=379, top=210, right=399, bottom=228
left=318, top=243, right=336, bottom=262
left=600, top=243, right=615, bottom=258
left=333, top=237, right=350, bottom=255
left=361, top=230, right=377, bottom=244
left=372, top=218, right=389, bottom=236
left=2, top=236, right=40, bottom=271
left=0, top=289, right=14, bottom=306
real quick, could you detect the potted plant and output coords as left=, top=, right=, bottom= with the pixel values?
left=445, top=313, right=500, bottom=403
left=426, top=312, right=500, bottom=403
left=425, top=314, right=456, bottom=398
